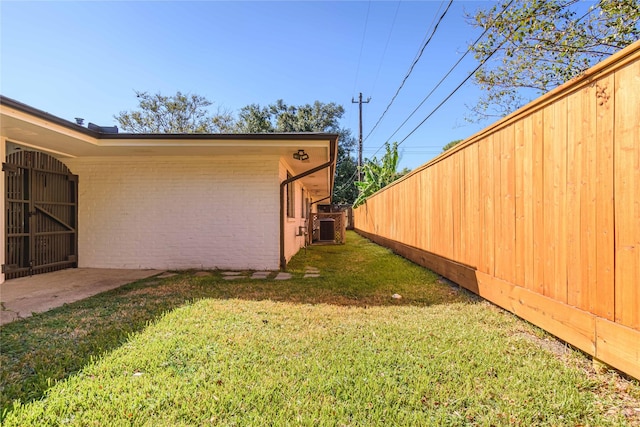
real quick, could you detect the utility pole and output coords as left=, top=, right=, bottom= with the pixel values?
left=352, top=92, right=371, bottom=181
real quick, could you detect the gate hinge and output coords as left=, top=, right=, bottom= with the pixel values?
left=1, top=264, right=5, bottom=274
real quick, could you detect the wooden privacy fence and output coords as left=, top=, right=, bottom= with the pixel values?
left=354, top=41, right=640, bottom=380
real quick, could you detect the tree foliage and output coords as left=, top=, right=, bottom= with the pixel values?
left=234, top=100, right=345, bottom=133
left=468, top=0, right=640, bottom=119
left=353, top=142, right=405, bottom=208
left=333, top=129, right=358, bottom=204
left=442, top=139, right=464, bottom=152
left=234, top=103, right=273, bottom=133
left=234, top=100, right=358, bottom=203
left=114, top=91, right=234, bottom=133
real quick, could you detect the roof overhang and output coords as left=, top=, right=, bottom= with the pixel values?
left=1, top=95, right=338, bottom=200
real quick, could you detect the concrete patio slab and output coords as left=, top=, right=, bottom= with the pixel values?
left=0, top=268, right=163, bottom=325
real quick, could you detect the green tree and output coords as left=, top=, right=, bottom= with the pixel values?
left=468, top=0, right=640, bottom=120
left=333, top=129, right=358, bottom=204
left=234, top=100, right=345, bottom=133
left=235, top=103, right=273, bottom=133
left=114, top=91, right=235, bottom=133
left=442, top=139, right=463, bottom=152
left=235, top=100, right=358, bottom=203
left=353, top=142, right=404, bottom=208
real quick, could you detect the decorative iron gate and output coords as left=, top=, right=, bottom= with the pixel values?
left=3, top=151, right=78, bottom=279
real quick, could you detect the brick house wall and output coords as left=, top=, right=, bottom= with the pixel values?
left=63, top=155, right=282, bottom=270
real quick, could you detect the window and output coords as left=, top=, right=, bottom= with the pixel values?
left=287, top=172, right=294, bottom=218
left=301, top=189, right=306, bottom=218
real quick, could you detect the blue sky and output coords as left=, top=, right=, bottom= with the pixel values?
left=2, top=1, right=501, bottom=170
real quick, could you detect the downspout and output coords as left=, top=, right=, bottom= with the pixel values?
left=280, top=137, right=337, bottom=270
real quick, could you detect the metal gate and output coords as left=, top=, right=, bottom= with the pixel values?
left=3, top=150, right=78, bottom=279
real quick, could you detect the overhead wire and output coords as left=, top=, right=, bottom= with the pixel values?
left=339, top=0, right=536, bottom=193
left=346, top=1, right=372, bottom=129
left=383, top=0, right=515, bottom=144
left=338, top=1, right=403, bottom=196
left=369, top=1, right=402, bottom=95
left=393, top=1, right=544, bottom=149
left=337, top=1, right=450, bottom=193
left=351, top=1, right=372, bottom=98
left=363, top=0, right=453, bottom=143
left=332, top=166, right=360, bottom=195
left=412, top=0, right=446, bottom=62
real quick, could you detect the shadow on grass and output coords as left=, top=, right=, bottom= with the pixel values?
left=0, top=231, right=478, bottom=416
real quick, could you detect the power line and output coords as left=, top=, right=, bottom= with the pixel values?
left=333, top=2, right=456, bottom=199
left=338, top=0, right=528, bottom=192
left=409, top=1, right=446, bottom=69
left=369, top=1, right=402, bottom=95
left=395, top=2, right=541, bottom=148
left=383, top=0, right=515, bottom=144
left=364, top=0, right=524, bottom=161
left=332, top=162, right=361, bottom=196
left=333, top=172, right=359, bottom=195
left=351, top=1, right=372, bottom=98
left=363, top=0, right=453, bottom=143
left=395, top=64, right=497, bottom=148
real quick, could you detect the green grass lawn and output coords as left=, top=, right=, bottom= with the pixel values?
left=1, top=231, right=638, bottom=425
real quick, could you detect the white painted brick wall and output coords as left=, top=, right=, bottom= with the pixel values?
left=63, top=155, right=281, bottom=270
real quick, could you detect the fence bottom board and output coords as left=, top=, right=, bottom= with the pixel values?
left=595, top=318, right=640, bottom=380
left=355, top=229, right=639, bottom=381
left=475, top=270, right=595, bottom=355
